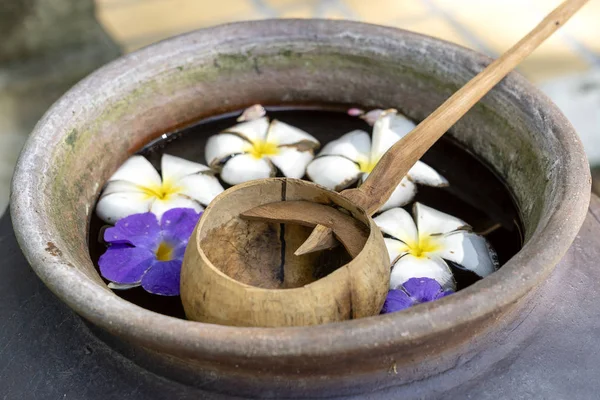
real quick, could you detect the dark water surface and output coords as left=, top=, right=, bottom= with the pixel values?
left=89, top=107, right=523, bottom=319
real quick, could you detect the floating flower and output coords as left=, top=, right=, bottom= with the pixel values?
left=347, top=107, right=385, bottom=125
left=96, top=154, right=223, bottom=224
left=205, top=105, right=320, bottom=185
left=306, top=109, right=447, bottom=211
left=237, top=103, right=266, bottom=121
left=381, top=277, right=453, bottom=313
left=374, top=203, right=498, bottom=291
left=99, top=208, right=201, bottom=295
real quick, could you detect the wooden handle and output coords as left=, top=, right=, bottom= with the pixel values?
left=347, top=0, right=589, bottom=214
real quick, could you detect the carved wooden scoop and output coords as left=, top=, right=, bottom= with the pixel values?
left=244, top=0, right=589, bottom=256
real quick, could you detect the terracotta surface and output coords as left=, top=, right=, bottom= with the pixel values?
left=2, top=196, right=600, bottom=398
left=10, top=20, right=590, bottom=397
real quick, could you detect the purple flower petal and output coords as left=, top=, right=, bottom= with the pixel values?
left=105, top=243, right=132, bottom=251
left=171, top=241, right=189, bottom=261
left=435, top=289, right=454, bottom=300
left=99, top=246, right=155, bottom=284
left=141, top=260, right=182, bottom=296
left=104, top=212, right=160, bottom=250
left=99, top=209, right=201, bottom=296
left=160, top=208, right=202, bottom=244
left=402, top=277, right=444, bottom=303
left=381, top=289, right=414, bottom=313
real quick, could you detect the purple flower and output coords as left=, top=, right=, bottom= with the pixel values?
left=381, top=277, right=453, bottom=314
left=98, top=208, right=201, bottom=296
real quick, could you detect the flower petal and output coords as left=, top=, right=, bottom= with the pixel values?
left=378, top=177, right=417, bottom=211
left=390, top=254, right=455, bottom=291
left=177, top=173, right=224, bottom=206
left=150, top=196, right=203, bottom=221
left=160, top=208, right=202, bottom=244
left=371, top=110, right=400, bottom=160
left=414, top=202, right=469, bottom=237
left=389, top=112, right=417, bottom=137
left=269, top=146, right=314, bottom=178
left=103, top=212, right=160, bottom=249
left=437, top=290, right=454, bottom=299
left=222, top=117, right=269, bottom=142
left=99, top=246, right=156, bottom=285
left=383, top=238, right=409, bottom=265
left=402, top=277, right=445, bottom=303
left=107, top=282, right=141, bottom=290
left=100, top=180, right=145, bottom=196
left=374, top=208, right=418, bottom=245
left=108, top=155, right=161, bottom=187
left=237, top=104, right=266, bottom=121
left=205, top=133, right=248, bottom=166
left=434, top=231, right=498, bottom=277
left=306, top=155, right=362, bottom=190
left=381, top=289, right=414, bottom=313
left=348, top=108, right=365, bottom=117
left=318, top=130, right=371, bottom=162
left=96, top=191, right=154, bottom=224
left=161, top=154, right=210, bottom=183
left=408, top=161, right=448, bottom=187
left=361, top=109, right=384, bottom=126
left=141, top=260, right=182, bottom=296
left=371, top=110, right=416, bottom=161
left=220, top=154, right=275, bottom=185
left=267, top=119, right=320, bottom=148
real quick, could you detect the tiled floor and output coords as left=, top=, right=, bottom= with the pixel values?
left=2, top=0, right=599, bottom=214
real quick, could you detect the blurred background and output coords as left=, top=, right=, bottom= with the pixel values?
left=1, top=0, right=599, bottom=214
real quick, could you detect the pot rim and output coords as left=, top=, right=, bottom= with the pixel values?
left=11, top=19, right=591, bottom=360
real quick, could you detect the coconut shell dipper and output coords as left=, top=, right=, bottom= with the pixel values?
left=180, top=0, right=588, bottom=328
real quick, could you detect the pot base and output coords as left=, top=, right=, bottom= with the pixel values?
left=2, top=195, right=599, bottom=399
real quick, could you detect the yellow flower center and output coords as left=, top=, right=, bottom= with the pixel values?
left=246, top=140, right=279, bottom=159
left=358, top=156, right=379, bottom=174
left=155, top=241, right=174, bottom=262
left=405, top=235, right=442, bottom=258
left=139, top=180, right=180, bottom=201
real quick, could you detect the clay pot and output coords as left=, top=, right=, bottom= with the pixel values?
left=10, top=20, right=590, bottom=398
left=181, top=178, right=389, bottom=327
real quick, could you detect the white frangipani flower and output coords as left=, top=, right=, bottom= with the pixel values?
left=96, top=154, right=224, bottom=224
left=205, top=108, right=320, bottom=186
left=306, top=109, right=448, bottom=211
left=237, top=104, right=266, bottom=122
left=374, top=203, right=498, bottom=291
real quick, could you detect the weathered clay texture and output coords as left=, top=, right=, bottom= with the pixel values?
left=10, top=20, right=590, bottom=398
